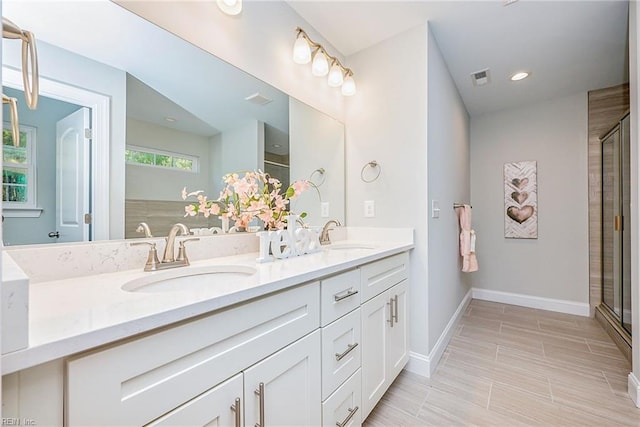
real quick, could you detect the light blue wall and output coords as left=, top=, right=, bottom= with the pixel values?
left=2, top=87, right=80, bottom=246
left=4, top=39, right=127, bottom=239
left=470, top=92, right=589, bottom=303
left=426, top=25, right=472, bottom=351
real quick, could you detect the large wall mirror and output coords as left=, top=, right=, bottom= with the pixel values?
left=2, top=0, right=345, bottom=246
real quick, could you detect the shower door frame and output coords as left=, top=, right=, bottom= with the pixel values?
left=600, top=111, right=632, bottom=338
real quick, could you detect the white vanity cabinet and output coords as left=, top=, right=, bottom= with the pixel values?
left=3, top=247, right=412, bottom=427
left=66, top=282, right=320, bottom=426
left=360, top=253, right=410, bottom=419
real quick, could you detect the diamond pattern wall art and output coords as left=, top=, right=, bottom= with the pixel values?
left=504, top=160, right=538, bottom=239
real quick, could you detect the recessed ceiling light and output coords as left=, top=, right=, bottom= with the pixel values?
left=273, top=144, right=281, bottom=148
left=165, top=116, right=177, bottom=122
left=510, top=71, right=530, bottom=81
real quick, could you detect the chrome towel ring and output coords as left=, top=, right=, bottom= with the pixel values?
left=361, top=160, right=381, bottom=183
left=309, top=167, right=326, bottom=186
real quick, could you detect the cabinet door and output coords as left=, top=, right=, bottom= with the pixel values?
left=244, top=330, right=321, bottom=427
left=360, top=289, right=391, bottom=419
left=147, top=373, right=243, bottom=426
left=361, top=281, right=409, bottom=420
left=386, top=280, right=409, bottom=380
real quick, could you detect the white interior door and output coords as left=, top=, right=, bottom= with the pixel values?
left=56, top=107, right=90, bottom=243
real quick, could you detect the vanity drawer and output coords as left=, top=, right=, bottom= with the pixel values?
left=321, top=269, right=361, bottom=326
left=321, top=308, right=361, bottom=400
left=360, top=252, right=409, bottom=302
left=322, top=369, right=362, bottom=427
left=66, top=282, right=320, bottom=426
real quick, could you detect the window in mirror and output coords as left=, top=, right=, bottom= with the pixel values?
left=125, top=145, right=199, bottom=173
left=2, top=124, right=37, bottom=208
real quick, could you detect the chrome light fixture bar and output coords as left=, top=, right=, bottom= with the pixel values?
left=292, top=27, right=356, bottom=96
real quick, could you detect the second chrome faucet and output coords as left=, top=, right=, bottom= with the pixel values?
left=320, top=219, right=341, bottom=245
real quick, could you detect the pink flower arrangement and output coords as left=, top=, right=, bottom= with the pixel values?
left=182, top=170, right=311, bottom=230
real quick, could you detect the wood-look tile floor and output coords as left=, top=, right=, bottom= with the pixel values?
left=363, top=299, right=640, bottom=426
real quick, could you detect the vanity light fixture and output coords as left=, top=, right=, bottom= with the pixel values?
left=510, top=71, right=530, bottom=81
left=293, top=27, right=356, bottom=96
left=217, top=0, right=242, bottom=16
left=311, top=48, right=329, bottom=77
left=327, top=60, right=344, bottom=87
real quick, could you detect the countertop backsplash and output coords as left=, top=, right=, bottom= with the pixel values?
left=4, top=233, right=260, bottom=284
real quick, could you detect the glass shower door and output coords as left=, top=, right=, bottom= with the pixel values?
left=601, top=112, right=631, bottom=335
left=601, top=126, right=621, bottom=319
left=621, top=114, right=631, bottom=334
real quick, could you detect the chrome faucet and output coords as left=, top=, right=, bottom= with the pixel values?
left=130, top=223, right=199, bottom=271
left=320, top=219, right=341, bottom=245
left=136, top=222, right=153, bottom=238
left=162, top=223, right=190, bottom=263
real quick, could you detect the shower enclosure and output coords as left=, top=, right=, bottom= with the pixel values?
left=601, top=112, right=631, bottom=336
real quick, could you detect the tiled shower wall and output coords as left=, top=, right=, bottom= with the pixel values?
left=125, top=199, right=222, bottom=239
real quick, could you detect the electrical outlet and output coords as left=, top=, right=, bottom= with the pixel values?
left=364, top=200, right=375, bottom=218
left=321, top=202, right=330, bottom=218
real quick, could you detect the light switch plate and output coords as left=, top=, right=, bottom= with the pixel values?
left=432, top=200, right=440, bottom=219
left=321, top=202, right=329, bottom=218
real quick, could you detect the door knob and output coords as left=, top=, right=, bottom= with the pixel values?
left=48, top=231, right=60, bottom=238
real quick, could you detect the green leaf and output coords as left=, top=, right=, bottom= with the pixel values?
left=285, top=187, right=295, bottom=198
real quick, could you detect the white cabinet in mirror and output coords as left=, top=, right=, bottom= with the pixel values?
left=1, top=0, right=345, bottom=247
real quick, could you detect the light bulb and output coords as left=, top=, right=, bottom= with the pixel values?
left=311, top=50, right=329, bottom=77
left=341, top=75, right=356, bottom=96
left=327, top=63, right=344, bottom=87
left=293, top=36, right=311, bottom=64
left=217, top=0, right=242, bottom=16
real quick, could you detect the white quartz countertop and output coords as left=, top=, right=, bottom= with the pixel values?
left=2, top=228, right=413, bottom=374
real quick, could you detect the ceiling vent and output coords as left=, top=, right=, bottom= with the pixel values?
left=471, top=68, right=491, bottom=86
left=245, top=92, right=273, bottom=106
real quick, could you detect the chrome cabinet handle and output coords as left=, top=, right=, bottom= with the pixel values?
left=336, top=406, right=359, bottom=427
left=335, top=342, right=359, bottom=361
left=392, top=295, right=399, bottom=324
left=254, top=382, right=265, bottom=427
left=387, top=298, right=394, bottom=327
left=230, top=397, right=241, bottom=427
left=334, top=289, right=358, bottom=302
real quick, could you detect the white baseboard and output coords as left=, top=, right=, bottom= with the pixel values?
left=471, top=288, right=590, bottom=317
left=404, top=288, right=473, bottom=378
left=405, top=351, right=430, bottom=377
left=629, top=372, right=640, bottom=407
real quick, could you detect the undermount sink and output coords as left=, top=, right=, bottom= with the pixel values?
left=122, top=265, right=257, bottom=293
left=324, top=243, right=377, bottom=251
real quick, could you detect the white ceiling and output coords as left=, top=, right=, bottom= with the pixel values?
left=288, top=0, right=629, bottom=116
